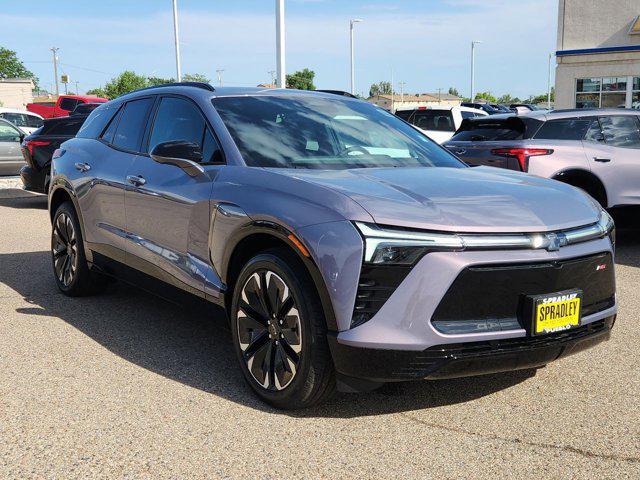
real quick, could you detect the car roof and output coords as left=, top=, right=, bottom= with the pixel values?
left=0, top=107, right=43, bottom=118
left=520, top=108, right=640, bottom=121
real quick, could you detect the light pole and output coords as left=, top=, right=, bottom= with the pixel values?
left=276, top=0, right=286, bottom=88
left=470, top=40, right=482, bottom=102
left=74, top=80, right=80, bottom=94
left=216, top=69, right=225, bottom=87
left=172, top=0, right=182, bottom=81
left=547, top=53, right=553, bottom=110
left=398, top=81, right=406, bottom=103
left=350, top=19, right=363, bottom=95
left=50, top=47, right=60, bottom=97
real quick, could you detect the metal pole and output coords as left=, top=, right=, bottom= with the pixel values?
left=74, top=81, right=79, bottom=94
left=399, top=81, right=405, bottom=102
left=470, top=42, right=475, bottom=102
left=216, top=69, right=225, bottom=87
left=51, top=47, right=59, bottom=97
left=276, top=0, right=286, bottom=88
left=172, top=0, right=182, bottom=81
left=547, top=53, right=553, bottom=110
left=390, top=68, right=394, bottom=113
left=350, top=19, right=363, bottom=95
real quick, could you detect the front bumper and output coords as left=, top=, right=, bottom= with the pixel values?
left=331, top=237, right=617, bottom=382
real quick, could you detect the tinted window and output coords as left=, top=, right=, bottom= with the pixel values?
left=533, top=118, right=592, bottom=140
left=59, top=98, right=78, bottom=111
left=112, top=98, right=154, bottom=152
left=0, top=113, right=28, bottom=127
left=213, top=95, right=464, bottom=169
left=46, top=118, right=85, bottom=136
left=600, top=116, right=640, bottom=148
left=27, top=115, right=43, bottom=128
left=461, top=111, right=475, bottom=119
left=78, top=105, right=118, bottom=139
left=0, top=122, right=21, bottom=141
left=201, top=128, right=223, bottom=163
left=584, top=119, right=604, bottom=143
left=408, top=110, right=455, bottom=132
left=151, top=97, right=203, bottom=148
left=100, top=107, right=122, bottom=144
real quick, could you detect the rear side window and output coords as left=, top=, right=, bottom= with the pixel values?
left=111, top=98, right=154, bottom=152
left=533, top=118, right=592, bottom=140
left=46, top=118, right=85, bottom=136
left=59, top=98, right=78, bottom=111
left=450, top=117, right=542, bottom=142
left=77, top=105, right=118, bottom=139
left=399, top=110, right=455, bottom=132
left=0, top=112, right=28, bottom=127
left=599, top=115, right=640, bottom=148
left=27, top=115, right=43, bottom=128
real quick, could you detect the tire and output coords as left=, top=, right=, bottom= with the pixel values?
left=230, top=248, right=335, bottom=409
left=51, top=201, right=105, bottom=296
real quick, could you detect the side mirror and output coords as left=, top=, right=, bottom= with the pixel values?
left=150, top=141, right=204, bottom=176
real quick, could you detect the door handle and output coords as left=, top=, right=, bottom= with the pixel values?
left=593, top=157, right=611, bottom=163
left=126, top=175, right=147, bottom=187
left=74, top=162, right=91, bottom=172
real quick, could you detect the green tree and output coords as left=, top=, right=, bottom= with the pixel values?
left=369, top=81, right=392, bottom=97
left=146, top=76, right=174, bottom=86
left=86, top=87, right=107, bottom=98
left=448, top=87, right=459, bottom=97
left=286, top=68, right=315, bottom=90
left=0, top=47, right=38, bottom=88
left=474, top=91, right=497, bottom=103
left=101, top=71, right=148, bottom=99
left=183, top=73, right=210, bottom=83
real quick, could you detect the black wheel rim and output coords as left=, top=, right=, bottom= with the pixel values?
left=237, top=270, right=302, bottom=391
left=52, top=212, right=78, bottom=287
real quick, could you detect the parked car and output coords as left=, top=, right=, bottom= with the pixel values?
left=0, top=107, right=44, bottom=135
left=71, top=102, right=103, bottom=116
left=20, top=114, right=88, bottom=193
left=27, top=94, right=108, bottom=119
left=49, top=83, right=616, bottom=409
left=0, top=118, right=26, bottom=175
left=509, top=103, right=544, bottom=114
left=395, top=106, right=488, bottom=143
left=461, top=102, right=508, bottom=115
left=443, top=109, right=640, bottom=208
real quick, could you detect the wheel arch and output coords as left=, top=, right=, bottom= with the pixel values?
left=552, top=168, right=608, bottom=208
left=49, top=184, right=91, bottom=261
left=222, top=223, right=338, bottom=332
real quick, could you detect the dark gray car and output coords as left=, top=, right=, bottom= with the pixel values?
left=49, top=83, right=617, bottom=409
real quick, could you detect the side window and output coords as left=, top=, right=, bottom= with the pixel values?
left=533, top=118, right=592, bottom=140
left=59, top=98, right=78, bottom=111
left=111, top=98, right=155, bottom=152
left=149, top=96, right=223, bottom=163
left=584, top=119, right=604, bottom=143
left=47, top=118, right=85, bottom=136
left=27, top=115, right=43, bottom=128
left=100, top=107, right=123, bottom=144
left=461, top=111, right=475, bottom=120
left=599, top=116, right=640, bottom=148
left=79, top=106, right=117, bottom=139
left=0, top=122, right=21, bottom=142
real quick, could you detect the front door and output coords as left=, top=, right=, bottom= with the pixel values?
left=124, top=95, right=225, bottom=297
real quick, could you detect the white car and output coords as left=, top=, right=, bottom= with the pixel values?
left=395, top=106, right=488, bottom=143
left=0, top=108, right=44, bottom=135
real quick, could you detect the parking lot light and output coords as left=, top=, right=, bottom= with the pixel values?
left=350, top=19, right=364, bottom=95
left=470, top=40, right=482, bottom=102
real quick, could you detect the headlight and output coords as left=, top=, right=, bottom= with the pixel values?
left=355, top=212, right=616, bottom=266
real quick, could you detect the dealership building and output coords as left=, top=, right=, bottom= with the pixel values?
left=555, top=0, right=640, bottom=109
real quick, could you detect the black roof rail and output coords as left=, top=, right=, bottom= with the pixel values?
left=316, top=89, right=358, bottom=98
left=129, top=81, right=215, bottom=94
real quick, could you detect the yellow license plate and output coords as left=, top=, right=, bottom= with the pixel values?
left=533, top=291, right=582, bottom=335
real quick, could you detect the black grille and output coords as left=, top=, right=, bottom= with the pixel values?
left=432, top=252, right=615, bottom=330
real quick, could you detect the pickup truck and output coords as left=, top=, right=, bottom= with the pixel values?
left=27, top=94, right=108, bottom=119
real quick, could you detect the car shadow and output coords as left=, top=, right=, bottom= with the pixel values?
left=0, top=249, right=541, bottom=416
left=0, top=189, right=47, bottom=210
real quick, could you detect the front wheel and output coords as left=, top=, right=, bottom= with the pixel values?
left=230, top=248, right=335, bottom=409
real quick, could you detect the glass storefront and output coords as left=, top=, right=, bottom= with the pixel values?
left=576, top=76, right=640, bottom=109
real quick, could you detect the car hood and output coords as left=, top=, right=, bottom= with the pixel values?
left=272, top=166, right=600, bottom=233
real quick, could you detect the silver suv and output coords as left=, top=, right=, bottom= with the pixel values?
left=444, top=109, right=640, bottom=208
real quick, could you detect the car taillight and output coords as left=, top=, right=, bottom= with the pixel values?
left=490, top=148, right=553, bottom=172
left=24, top=140, right=50, bottom=155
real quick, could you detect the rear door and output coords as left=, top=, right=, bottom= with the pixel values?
left=124, top=95, right=224, bottom=297
left=584, top=115, right=640, bottom=207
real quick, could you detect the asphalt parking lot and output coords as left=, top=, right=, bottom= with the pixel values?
left=0, top=186, right=638, bottom=479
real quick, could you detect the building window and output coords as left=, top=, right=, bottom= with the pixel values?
left=576, top=77, right=629, bottom=108
left=632, top=77, right=640, bottom=109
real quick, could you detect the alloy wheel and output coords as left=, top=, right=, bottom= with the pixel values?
left=237, top=270, right=302, bottom=391
left=52, top=212, right=78, bottom=287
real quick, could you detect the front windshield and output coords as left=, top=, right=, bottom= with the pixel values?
left=212, top=94, right=465, bottom=169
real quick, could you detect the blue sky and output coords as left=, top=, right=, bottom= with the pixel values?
left=1, top=0, right=557, bottom=98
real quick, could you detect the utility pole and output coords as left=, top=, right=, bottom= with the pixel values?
left=276, top=0, right=286, bottom=88
left=74, top=81, right=80, bottom=94
left=350, top=19, right=363, bottom=95
left=51, top=47, right=60, bottom=97
left=547, top=52, right=553, bottom=110
left=172, top=0, right=182, bottom=81
left=437, top=88, right=443, bottom=104
left=470, top=40, right=482, bottom=102
left=216, top=69, right=225, bottom=87
left=268, top=70, right=276, bottom=85
left=398, top=81, right=406, bottom=102
left=390, top=68, right=395, bottom=113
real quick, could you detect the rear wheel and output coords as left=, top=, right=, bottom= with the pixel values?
left=231, top=248, right=335, bottom=409
left=51, top=201, right=105, bottom=296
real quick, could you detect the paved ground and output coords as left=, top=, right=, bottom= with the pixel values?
left=0, top=187, right=638, bottom=479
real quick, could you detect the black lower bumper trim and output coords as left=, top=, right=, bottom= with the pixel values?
left=328, top=316, right=615, bottom=382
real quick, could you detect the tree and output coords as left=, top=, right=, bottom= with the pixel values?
left=286, top=68, right=315, bottom=90
left=86, top=87, right=107, bottom=98
left=100, top=71, right=148, bottom=99
left=0, top=47, right=38, bottom=88
left=183, top=73, right=210, bottom=83
left=369, top=81, right=392, bottom=97
left=474, top=91, right=497, bottom=103
left=448, top=87, right=459, bottom=97
left=146, top=76, right=174, bottom=86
